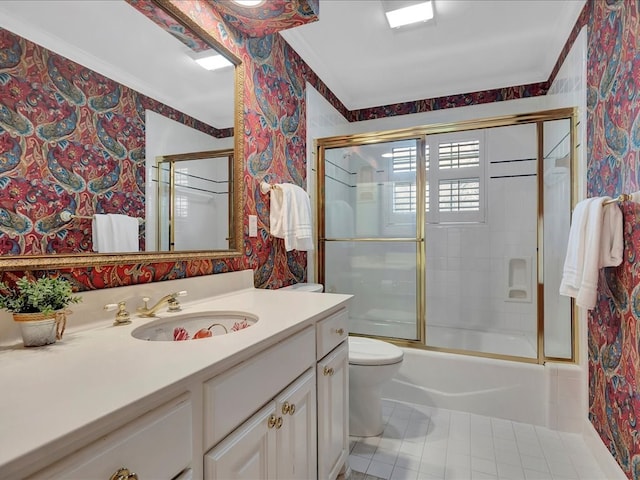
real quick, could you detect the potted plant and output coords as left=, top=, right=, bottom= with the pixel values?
left=0, top=276, right=82, bottom=347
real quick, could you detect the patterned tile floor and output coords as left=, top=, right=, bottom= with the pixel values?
left=348, top=399, right=607, bottom=480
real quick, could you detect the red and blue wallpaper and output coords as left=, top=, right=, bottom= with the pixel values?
left=586, top=1, right=640, bottom=478
left=2, top=3, right=640, bottom=474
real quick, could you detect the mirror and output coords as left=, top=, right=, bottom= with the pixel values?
left=0, top=0, right=244, bottom=269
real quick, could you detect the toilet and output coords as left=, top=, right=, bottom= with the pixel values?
left=280, top=282, right=324, bottom=292
left=348, top=337, right=404, bottom=437
left=280, top=282, right=404, bottom=437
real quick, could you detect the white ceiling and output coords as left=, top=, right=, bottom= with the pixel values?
left=0, top=0, right=235, bottom=129
left=280, top=0, right=586, bottom=110
left=0, top=0, right=586, bottom=127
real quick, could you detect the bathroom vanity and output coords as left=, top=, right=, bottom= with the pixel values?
left=0, top=271, right=351, bottom=480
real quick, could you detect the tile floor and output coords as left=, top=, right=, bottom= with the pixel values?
left=348, top=399, right=607, bottom=480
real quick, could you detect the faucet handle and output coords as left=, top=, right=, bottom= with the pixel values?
left=105, top=301, right=131, bottom=326
left=167, top=291, right=187, bottom=312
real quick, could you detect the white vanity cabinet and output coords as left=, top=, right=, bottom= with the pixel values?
left=203, top=326, right=317, bottom=480
left=316, top=309, right=349, bottom=480
left=29, top=394, right=192, bottom=480
left=205, top=368, right=316, bottom=480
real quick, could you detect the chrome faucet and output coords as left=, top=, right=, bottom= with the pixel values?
left=137, top=291, right=187, bottom=317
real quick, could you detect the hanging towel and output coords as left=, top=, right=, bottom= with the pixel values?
left=559, top=197, right=623, bottom=309
left=92, top=214, right=140, bottom=253
left=269, top=183, right=314, bottom=251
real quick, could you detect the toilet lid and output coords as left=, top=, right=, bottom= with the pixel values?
left=348, top=337, right=404, bottom=366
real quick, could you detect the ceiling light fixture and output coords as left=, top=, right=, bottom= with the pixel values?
left=232, top=0, right=264, bottom=6
left=385, top=1, right=434, bottom=29
left=192, top=51, right=233, bottom=71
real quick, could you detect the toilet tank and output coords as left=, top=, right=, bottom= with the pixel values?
left=280, top=283, right=324, bottom=292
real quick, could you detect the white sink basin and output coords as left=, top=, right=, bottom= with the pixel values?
left=131, top=311, right=258, bottom=342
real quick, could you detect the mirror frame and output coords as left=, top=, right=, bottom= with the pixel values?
left=0, top=0, right=245, bottom=270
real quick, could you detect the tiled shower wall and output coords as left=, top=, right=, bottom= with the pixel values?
left=426, top=124, right=538, bottom=346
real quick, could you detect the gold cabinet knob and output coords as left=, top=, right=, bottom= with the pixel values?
left=335, top=328, right=345, bottom=335
left=110, top=467, right=138, bottom=480
left=275, top=416, right=283, bottom=429
left=268, top=414, right=278, bottom=429
left=282, top=402, right=296, bottom=415
left=323, top=366, right=334, bottom=376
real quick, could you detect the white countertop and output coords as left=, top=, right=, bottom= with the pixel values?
left=0, top=279, right=351, bottom=477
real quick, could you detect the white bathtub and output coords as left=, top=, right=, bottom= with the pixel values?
left=382, top=346, right=548, bottom=425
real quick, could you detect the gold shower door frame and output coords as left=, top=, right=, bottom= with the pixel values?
left=315, top=107, right=578, bottom=365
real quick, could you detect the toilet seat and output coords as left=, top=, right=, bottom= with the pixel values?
left=348, top=337, right=404, bottom=366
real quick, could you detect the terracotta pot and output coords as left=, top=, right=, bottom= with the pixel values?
left=13, top=311, right=67, bottom=347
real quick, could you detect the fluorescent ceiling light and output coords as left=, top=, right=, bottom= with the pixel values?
left=232, top=0, right=264, bottom=6
left=385, top=1, right=434, bottom=29
left=193, top=52, right=233, bottom=71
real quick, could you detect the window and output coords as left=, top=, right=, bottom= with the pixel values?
left=438, top=140, right=480, bottom=169
left=393, top=181, right=416, bottom=213
left=438, top=178, right=480, bottom=212
left=390, top=145, right=429, bottom=214
left=389, top=135, right=484, bottom=223
left=392, top=146, right=417, bottom=173
left=429, top=133, right=484, bottom=223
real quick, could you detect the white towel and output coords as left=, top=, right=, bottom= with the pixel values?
left=559, top=197, right=623, bottom=309
left=92, top=214, right=140, bottom=253
left=269, top=183, right=314, bottom=251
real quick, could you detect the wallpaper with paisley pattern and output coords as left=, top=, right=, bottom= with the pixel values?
left=586, top=1, right=640, bottom=478
left=206, top=0, right=319, bottom=38
left=163, top=0, right=311, bottom=290
left=2, top=1, right=640, bottom=475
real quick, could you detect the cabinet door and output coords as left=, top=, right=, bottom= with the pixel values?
left=317, top=341, right=349, bottom=480
left=205, top=402, right=277, bottom=480
left=275, top=368, right=317, bottom=480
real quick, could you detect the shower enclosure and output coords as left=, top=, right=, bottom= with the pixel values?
left=316, top=109, right=576, bottom=363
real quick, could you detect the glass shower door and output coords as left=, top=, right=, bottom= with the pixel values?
left=320, top=139, right=423, bottom=342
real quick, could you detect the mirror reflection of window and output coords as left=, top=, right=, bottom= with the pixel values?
left=157, top=151, right=231, bottom=252
left=175, top=168, right=190, bottom=219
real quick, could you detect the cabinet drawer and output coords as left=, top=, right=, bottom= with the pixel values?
left=204, top=326, right=315, bottom=449
left=31, top=394, right=192, bottom=479
left=316, top=308, right=348, bottom=360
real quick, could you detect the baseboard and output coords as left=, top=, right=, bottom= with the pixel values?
left=582, top=419, right=627, bottom=479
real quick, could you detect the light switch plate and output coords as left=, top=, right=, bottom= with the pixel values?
left=249, top=215, right=257, bottom=237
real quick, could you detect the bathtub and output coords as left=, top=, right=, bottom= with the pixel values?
left=382, top=346, right=548, bottom=425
